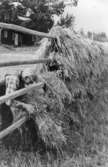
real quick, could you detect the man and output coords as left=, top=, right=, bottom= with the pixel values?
left=4, top=68, right=43, bottom=121
left=4, top=69, right=34, bottom=121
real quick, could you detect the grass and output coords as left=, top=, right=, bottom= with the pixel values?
left=0, top=146, right=107, bottom=167
left=0, top=147, right=62, bottom=167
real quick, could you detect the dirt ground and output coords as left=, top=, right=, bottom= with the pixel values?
left=0, top=45, right=39, bottom=81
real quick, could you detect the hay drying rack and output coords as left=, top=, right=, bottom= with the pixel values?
left=0, top=23, right=56, bottom=140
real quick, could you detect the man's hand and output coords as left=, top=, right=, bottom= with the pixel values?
left=13, top=100, right=35, bottom=115
left=23, top=103, right=35, bottom=115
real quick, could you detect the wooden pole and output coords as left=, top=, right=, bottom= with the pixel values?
left=0, top=28, right=2, bottom=44
left=0, top=116, right=27, bottom=140
left=0, top=23, right=55, bottom=39
left=0, top=82, right=44, bottom=105
left=0, top=58, right=51, bottom=67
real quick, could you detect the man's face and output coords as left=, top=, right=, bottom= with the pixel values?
left=23, top=75, right=34, bottom=87
left=21, top=68, right=36, bottom=87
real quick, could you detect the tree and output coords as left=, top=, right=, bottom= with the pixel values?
left=87, top=31, right=92, bottom=39
left=0, top=0, right=79, bottom=32
left=80, top=28, right=85, bottom=37
left=92, top=32, right=108, bottom=42
left=59, top=14, right=75, bottom=28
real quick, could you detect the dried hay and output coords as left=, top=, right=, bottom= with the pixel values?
left=7, top=26, right=106, bottom=155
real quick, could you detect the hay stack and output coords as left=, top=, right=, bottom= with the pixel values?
left=20, top=72, right=67, bottom=150
left=11, top=26, right=106, bottom=154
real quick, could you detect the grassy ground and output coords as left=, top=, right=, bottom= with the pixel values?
left=0, top=149, right=108, bottom=167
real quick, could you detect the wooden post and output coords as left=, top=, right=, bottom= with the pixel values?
left=0, top=28, right=2, bottom=44
left=14, top=32, right=18, bottom=47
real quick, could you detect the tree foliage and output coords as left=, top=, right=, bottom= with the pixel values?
left=58, top=14, right=75, bottom=28
left=87, top=31, right=108, bottom=42
left=0, top=0, right=78, bottom=32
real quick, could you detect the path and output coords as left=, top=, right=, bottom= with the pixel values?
left=0, top=45, right=39, bottom=80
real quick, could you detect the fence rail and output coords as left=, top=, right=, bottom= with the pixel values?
left=0, top=82, right=44, bottom=105
left=0, top=58, right=51, bottom=67
left=0, top=116, right=27, bottom=140
left=0, top=22, right=55, bottom=39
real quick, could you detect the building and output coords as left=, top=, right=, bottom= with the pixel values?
left=0, top=1, right=35, bottom=47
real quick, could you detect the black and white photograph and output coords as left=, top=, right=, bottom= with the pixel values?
left=0, top=0, right=108, bottom=166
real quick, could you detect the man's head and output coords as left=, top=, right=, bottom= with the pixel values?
left=21, top=68, right=38, bottom=87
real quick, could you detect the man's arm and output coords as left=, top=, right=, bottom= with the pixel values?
left=11, top=100, right=35, bottom=115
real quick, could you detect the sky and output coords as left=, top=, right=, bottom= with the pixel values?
left=65, top=0, right=108, bottom=35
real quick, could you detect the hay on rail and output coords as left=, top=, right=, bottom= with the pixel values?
left=3, top=26, right=106, bottom=155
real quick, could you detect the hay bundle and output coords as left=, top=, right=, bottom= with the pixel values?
left=34, top=110, right=65, bottom=150
left=19, top=72, right=68, bottom=150
left=48, top=27, right=104, bottom=81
